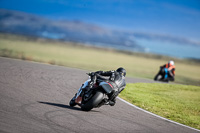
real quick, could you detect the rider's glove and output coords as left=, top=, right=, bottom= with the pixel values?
left=89, top=72, right=95, bottom=76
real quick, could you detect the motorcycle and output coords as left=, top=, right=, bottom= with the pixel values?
left=154, top=67, right=173, bottom=82
left=69, top=73, right=122, bottom=111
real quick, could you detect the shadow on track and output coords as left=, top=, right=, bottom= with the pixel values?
left=38, top=101, right=101, bottom=112
left=38, top=101, right=82, bottom=111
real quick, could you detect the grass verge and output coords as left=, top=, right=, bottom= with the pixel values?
left=0, top=33, right=199, bottom=86
left=119, top=83, right=200, bottom=130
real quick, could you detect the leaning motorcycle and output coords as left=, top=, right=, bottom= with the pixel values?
left=154, top=67, right=172, bottom=82
left=69, top=73, right=121, bottom=111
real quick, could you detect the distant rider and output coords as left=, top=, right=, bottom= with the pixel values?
left=154, top=61, right=175, bottom=82
left=88, top=67, right=126, bottom=106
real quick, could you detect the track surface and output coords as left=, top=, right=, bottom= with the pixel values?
left=0, top=57, right=198, bottom=133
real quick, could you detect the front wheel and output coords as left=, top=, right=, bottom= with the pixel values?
left=154, top=74, right=163, bottom=81
left=81, top=91, right=104, bottom=111
left=69, top=96, right=77, bottom=107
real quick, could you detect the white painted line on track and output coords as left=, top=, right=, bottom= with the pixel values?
left=117, top=97, right=200, bottom=132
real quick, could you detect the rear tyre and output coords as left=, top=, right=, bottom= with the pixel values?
left=81, top=91, right=103, bottom=111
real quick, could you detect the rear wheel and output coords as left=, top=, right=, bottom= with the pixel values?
left=81, top=91, right=103, bottom=111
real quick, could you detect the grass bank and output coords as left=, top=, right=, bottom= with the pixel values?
left=119, top=83, right=200, bottom=130
left=0, top=33, right=199, bottom=86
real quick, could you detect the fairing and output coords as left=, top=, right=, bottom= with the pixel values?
left=99, top=82, right=113, bottom=94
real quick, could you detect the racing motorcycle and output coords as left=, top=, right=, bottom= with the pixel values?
left=154, top=67, right=172, bottom=82
left=69, top=73, right=123, bottom=111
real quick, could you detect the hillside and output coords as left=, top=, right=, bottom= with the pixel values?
left=1, top=9, right=200, bottom=51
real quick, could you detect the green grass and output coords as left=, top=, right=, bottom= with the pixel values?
left=119, top=83, right=200, bottom=130
left=0, top=33, right=199, bottom=86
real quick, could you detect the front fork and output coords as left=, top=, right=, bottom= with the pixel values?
left=74, top=79, right=91, bottom=104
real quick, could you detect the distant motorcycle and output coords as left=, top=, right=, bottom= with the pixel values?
left=154, top=67, right=173, bottom=82
left=69, top=73, right=123, bottom=111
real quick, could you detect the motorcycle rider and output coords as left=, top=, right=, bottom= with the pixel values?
left=88, top=67, right=126, bottom=106
left=154, top=60, right=175, bottom=82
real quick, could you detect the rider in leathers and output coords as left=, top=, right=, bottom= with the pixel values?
left=88, top=67, right=126, bottom=106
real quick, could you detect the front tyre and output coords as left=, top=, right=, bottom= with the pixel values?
left=69, top=97, right=77, bottom=107
left=154, top=75, right=162, bottom=81
left=81, top=91, right=103, bottom=111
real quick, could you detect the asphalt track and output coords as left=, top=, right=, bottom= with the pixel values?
left=0, top=57, right=199, bottom=133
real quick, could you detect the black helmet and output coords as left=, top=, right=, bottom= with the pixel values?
left=116, top=67, right=126, bottom=77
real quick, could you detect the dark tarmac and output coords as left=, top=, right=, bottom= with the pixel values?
left=0, top=57, right=199, bottom=133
